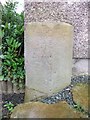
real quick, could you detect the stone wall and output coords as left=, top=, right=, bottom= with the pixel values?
left=25, top=1, right=89, bottom=75
left=25, top=1, right=88, bottom=58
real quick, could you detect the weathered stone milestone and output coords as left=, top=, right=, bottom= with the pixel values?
left=25, top=22, right=73, bottom=101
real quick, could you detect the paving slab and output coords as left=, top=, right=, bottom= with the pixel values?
left=72, top=83, right=89, bottom=111
left=11, top=101, right=87, bottom=118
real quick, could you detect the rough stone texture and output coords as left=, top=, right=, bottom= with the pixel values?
left=11, top=101, right=87, bottom=118
left=25, top=87, right=48, bottom=102
left=25, top=22, right=73, bottom=101
left=25, top=1, right=88, bottom=58
left=72, top=83, right=89, bottom=111
left=72, top=59, right=89, bottom=76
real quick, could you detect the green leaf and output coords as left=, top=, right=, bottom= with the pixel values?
left=0, top=75, right=4, bottom=81
left=4, top=104, right=8, bottom=107
left=0, top=55, right=4, bottom=59
left=1, top=25, right=5, bottom=28
left=0, top=29, right=4, bottom=38
left=0, top=45, right=2, bottom=50
left=8, top=23, right=11, bottom=29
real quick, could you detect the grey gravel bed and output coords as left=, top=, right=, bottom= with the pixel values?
left=40, top=75, right=89, bottom=107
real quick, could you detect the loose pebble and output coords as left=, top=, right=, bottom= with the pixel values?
left=40, top=75, right=89, bottom=107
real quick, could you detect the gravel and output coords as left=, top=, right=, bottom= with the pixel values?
left=40, top=75, right=89, bottom=107
left=25, top=1, right=88, bottom=58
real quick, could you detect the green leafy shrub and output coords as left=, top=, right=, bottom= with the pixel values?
left=2, top=38, right=25, bottom=88
left=0, top=29, right=4, bottom=80
left=1, top=1, right=25, bottom=89
left=4, top=101, right=14, bottom=112
left=1, top=1, right=24, bottom=55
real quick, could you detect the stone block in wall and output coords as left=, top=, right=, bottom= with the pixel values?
left=72, top=59, right=89, bottom=76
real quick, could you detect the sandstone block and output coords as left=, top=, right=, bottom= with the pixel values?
left=11, top=101, right=86, bottom=118
left=72, top=83, right=89, bottom=111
